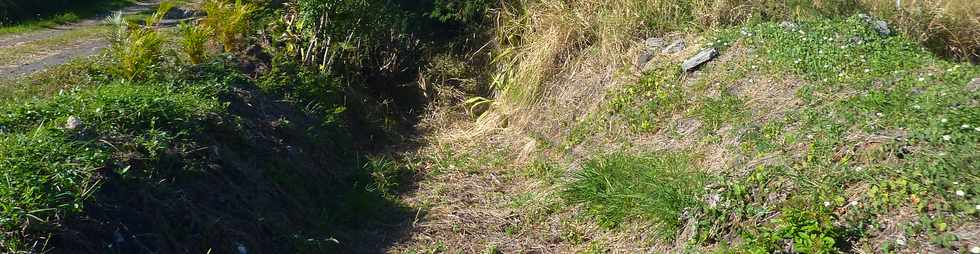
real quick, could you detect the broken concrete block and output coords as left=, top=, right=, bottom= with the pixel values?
left=682, top=48, right=719, bottom=72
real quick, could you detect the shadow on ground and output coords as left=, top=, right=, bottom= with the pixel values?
left=47, top=63, right=421, bottom=253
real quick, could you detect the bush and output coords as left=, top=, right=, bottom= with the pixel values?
left=178, top=22, right=212, bottom=65
left=200, top=0, right=257, bottom=52
left=106, top=3, right=175, bottom=79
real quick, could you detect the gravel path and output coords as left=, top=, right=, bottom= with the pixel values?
left=0, top=1, right=168, bottom=79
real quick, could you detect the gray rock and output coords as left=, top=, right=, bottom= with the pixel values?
left=682, top=48, right=719, bottom=72
left=644, top=37, right=665, bottom=49
left=636, top=51, right=655, bottom=68
left=779, top=21, right=798, bottom=30
left=662, top=39, right=685, bottom=54
left=967, top=77, right=980, bottom=93
left=858, top=13, right=892, bottom=36
left=872, top=20, right=891, bottom=36
left=65, top=116, right=82, bottom=130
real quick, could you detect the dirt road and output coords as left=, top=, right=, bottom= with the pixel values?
left=0, top=1, right=185, bottom=79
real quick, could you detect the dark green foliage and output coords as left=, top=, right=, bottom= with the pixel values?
left=430, top=0, right=491, bottom=23
left=744, top=208, right=848, bottom=253
left=565, top=152, right=706, bottom=240
left=0, top=81, right=223, bottom=250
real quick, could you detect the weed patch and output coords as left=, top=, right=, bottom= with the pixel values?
left=565, top=152, right=706, bottom=240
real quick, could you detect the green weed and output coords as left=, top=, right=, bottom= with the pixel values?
left=200, top=0, right=256, bottom=52
left=565, top=152, right=706, bottom=240
left=177, top=22, right=213, bottom=65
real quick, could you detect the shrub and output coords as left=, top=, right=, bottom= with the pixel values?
left=106, top=3, right=174, bottom=79
left=178, top=22, right=213, bottom=65
left=200, top=0, right=257, bottom=52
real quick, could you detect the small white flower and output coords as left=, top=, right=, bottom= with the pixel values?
left=976, top=204, right=980, bottom=210
left=864, top=69, right=871, bottom=73
left=918, top=77, right=925, bottom=81
left=896, top=238, right=907, bottom=246
left=849, top=200, right=858, bottom=206
left=946, top=68, right=953, bottom=72
left=975, top=127, right=980, bottom=132
left=855, top=166, right=863, bottom=171
left=913, top=105, right=921, bottom=109
left=943, top=135, right=952, bottom=141
left=751, top=65, right=758, bottom=69
left=954, top=181, right=960, bottom=185
left=941, top=118, right=948, bottom=123
left=962, top=124, right=970, bottom=129
left=956, top=190, right=965, bottom=196
left=875, top=112, right=883, bottom=117
left=824, top=201, right=831, bottom=207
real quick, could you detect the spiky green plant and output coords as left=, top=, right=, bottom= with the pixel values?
left=200, top=0, right=256, bottom=52
left=178, top=22, right=212, bottom=65
left=106, top=2, right=173, bottom=79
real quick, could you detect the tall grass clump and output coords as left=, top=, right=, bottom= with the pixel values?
left=106, top=2, right=174, bottom=79
left=200, top=0, right=256, bottom=52
left=178, top=22, right=212, bottom=65
left=565, top=152, right=707, bottom=240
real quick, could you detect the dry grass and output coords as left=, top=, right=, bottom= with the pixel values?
left=403, top=0, right=980, bottom=252
left=485, top=0, right=978, bottom=132
left=862, top=0, right=980, bottom=61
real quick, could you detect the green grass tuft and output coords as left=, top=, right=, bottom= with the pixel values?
left=565, top=152, right=706, bottom=240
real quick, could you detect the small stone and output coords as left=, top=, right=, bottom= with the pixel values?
left=662, top=39, right=685, bottom=54
left=970, top=246, right=980, bottom=254
left=895, top=237, right=906, bottom=246
left=65, top=116, right=82, bottom=130
left=636, top=51, right=655, bottom=68
left=858, top=13, right=892, bottom=36
left=236, top=242, right=248, bottom=254
left=872, top=20, right=892, bottom=36
left=966, top=77, right=980, bottom=93
left=779, top=21, right=798, bottom=30
left=644, top=37, right=665, bottom=49
left=848, top=36, right=864, bottom=45
left=682, top=48, right=719, bottom=72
